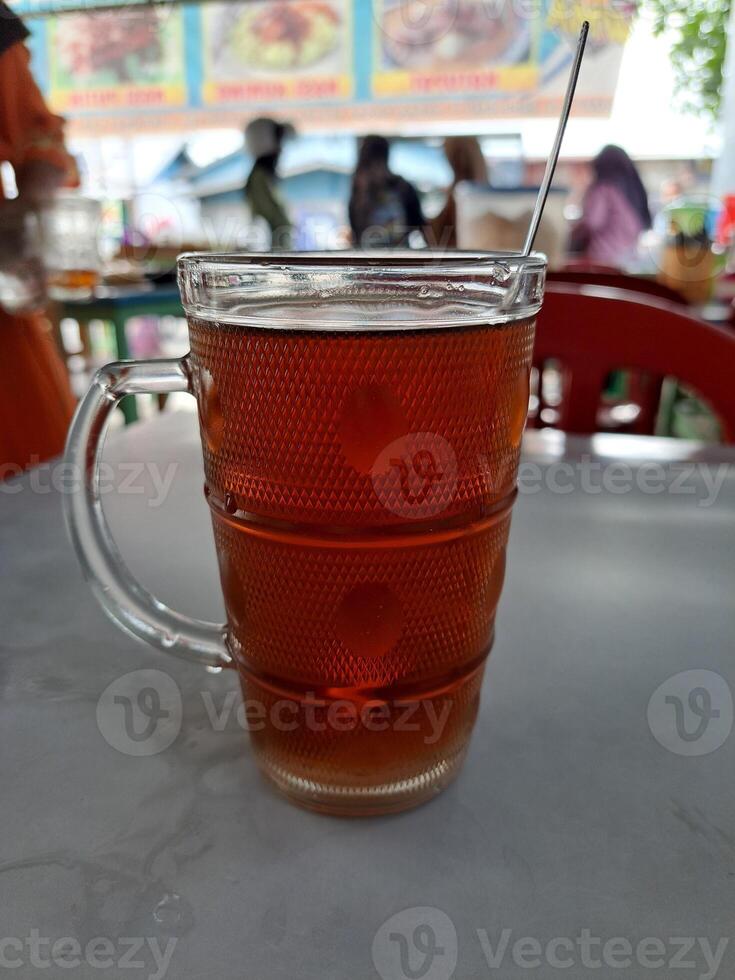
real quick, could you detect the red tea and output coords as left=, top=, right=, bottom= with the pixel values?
left=188, top=315, right=534, bottom=814
left=48, top=268, right=99, bottom=291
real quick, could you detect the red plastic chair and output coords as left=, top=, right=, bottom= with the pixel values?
left=548, top=269, right=688, bottom=307
left=532, top=283, right=735, bottom=442
left=547, top=272, right=691, bottom=432
left=559, top=261, right=622, bottom=276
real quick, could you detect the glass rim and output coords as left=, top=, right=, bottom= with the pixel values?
left=178, top=248, right=546, bottom=274
left=177, top=249, right=547, bottom=331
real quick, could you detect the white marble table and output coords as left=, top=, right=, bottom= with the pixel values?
left=1, top=414, right=734, bottom=980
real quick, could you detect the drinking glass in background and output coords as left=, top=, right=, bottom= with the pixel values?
left=40, top=193, right=101, bottom=300
left=0, top=200, right=46, bottom=314
left=658, top=197, right=717, bottom=305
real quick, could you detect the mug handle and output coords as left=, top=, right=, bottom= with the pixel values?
left=64, top=357, right=231, bottom=671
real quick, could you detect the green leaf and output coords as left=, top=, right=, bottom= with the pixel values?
left=642, top=0, right=730, bottom=118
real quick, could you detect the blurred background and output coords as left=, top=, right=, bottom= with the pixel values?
left=6, top=0, right=725, bottom=258
left=4, top=0, right=735, bottom=461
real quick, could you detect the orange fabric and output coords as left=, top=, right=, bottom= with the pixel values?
left=0, top=42, right=76, bottom=473
left=0, top=43, right=77, bottom=186
left=0, top=310, right=75, bottom=472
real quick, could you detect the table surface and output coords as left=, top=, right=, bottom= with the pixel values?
left=2, top=414, right=735, bottom=980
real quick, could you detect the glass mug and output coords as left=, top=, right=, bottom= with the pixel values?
left=65, top=252, right=546, bottom=815
left=0, top=201, right=46, bottom=314
left=40, top=193, right=101, bottom=300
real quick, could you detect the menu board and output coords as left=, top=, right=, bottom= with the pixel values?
left=46, top=7, right=186, bottom=112
left=201, top=0, right=353, bottom=105
left=18, top=0, right=635, bottom=133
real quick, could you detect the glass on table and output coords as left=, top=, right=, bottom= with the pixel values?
left=0, top=200, right=46, bottom=314
left=39, top=193, right=102, bottom=300
left=65, top=250, right=547, bottom=816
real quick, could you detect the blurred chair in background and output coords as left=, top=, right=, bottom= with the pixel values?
left=560, top=261, right=625, bottom=275
left=530, top=283, right=735, bottom=441
left=548, top=268, right=688, bottom=307
left=545, top=270, right=691, bottom=434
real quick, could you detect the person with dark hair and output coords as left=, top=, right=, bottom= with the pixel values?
left=569, top=145, right=652, bottom=267
left=428, top=136, right=488, bottom=249
left=0, top=0, right=78, bottom=473
left=244, top=116, right=294, bottom=248
left=348, top=135, right=426, bottom=248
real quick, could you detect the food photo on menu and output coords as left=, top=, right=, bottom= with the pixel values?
left=378, top=0, right=532, bottom=70
left=207, top=0, right=344, bottom=76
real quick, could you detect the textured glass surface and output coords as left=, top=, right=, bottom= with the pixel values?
left=187, top=308, right=536, bottom=814
left=67, top=252, right=545, bottom=815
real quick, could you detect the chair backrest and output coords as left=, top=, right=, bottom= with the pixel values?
left=548, top=269, right=688, bottom=307
left=535, top=283, right=735, bottom=441
left=559, top=261, right=622, bottom=276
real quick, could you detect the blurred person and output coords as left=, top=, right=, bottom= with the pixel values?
left=244, top=117, right=294, bottom=249
left=428, top=136, right=488, bottom=249
left=349, top=135, right=425, bottom=247
left=569, top=145, right=652, bottom=268
left=0, top=0, right=78, bottom=474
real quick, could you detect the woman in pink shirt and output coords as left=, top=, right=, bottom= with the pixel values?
left=570, top=145, right=652, bottom=268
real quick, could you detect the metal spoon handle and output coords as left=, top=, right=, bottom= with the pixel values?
left=523, top=21, right=590, bottom=256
